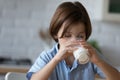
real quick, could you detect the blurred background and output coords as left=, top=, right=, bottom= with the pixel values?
left=0, top=0, right=120, bottom=79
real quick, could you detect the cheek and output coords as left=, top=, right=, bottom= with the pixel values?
left=83, top=34, right=86, bottom=40
left=83, top=37, right=86, bottom=40
left=58, top=38, right=67, bottom=45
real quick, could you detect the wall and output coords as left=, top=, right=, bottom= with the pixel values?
left=0, top=0, right=120, bottom=69
left=91, top=21, right=120, bottom=68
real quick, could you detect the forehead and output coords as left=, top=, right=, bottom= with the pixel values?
left=66, top=22, right=85, bottom=32
left=57, top=21, right=86, bottom=38
left=58, top=21, right=85, bottom=34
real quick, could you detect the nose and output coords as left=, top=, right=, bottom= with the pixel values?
left=70, top=36, right=84, bottom=42
left=70, top=36, right=79, bottom=42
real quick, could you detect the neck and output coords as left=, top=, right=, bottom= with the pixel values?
left=65, top=56, right=75, bottom=66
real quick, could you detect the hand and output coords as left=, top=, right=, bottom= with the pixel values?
left=55, top=39, right=79, bottom=61
left=79, top=40, right=102, bottom=64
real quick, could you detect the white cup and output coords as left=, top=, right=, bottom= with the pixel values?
left=73, top=47, right=89, bottom=64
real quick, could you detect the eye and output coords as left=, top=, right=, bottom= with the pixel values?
left=63, top=33, right=71, bottom=38
left=77, top=34, right=84, bottom=39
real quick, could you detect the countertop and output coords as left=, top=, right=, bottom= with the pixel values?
left=0, top=64, right=30, bottom=74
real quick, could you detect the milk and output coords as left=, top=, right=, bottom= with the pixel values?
left=73, top=47, right=89, bottom=64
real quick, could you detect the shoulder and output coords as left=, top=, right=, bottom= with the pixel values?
left=38, top=43, right=58, bottom=61
left=27, top=43, right=59, bottom=72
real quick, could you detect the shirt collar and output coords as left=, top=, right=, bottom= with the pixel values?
left=55, top=43, right=59, bottom=53
left=70, top=60, right=79, bottom=71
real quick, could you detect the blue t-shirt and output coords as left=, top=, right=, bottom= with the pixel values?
left=26, top=44, right=106, bottom=80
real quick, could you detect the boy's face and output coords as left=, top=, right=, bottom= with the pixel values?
left=57, top=22, right=86, bottom=45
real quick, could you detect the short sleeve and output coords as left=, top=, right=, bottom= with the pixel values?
left=26, top=51, right=51, bottom=80
left=93, top=64, right=106, bottom=78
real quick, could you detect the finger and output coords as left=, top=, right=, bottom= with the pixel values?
left=66, top=46, right=78, bottom=53
left=79, top=41, right=87, bottom=45
left=79, top=41, right=93, bottom=49
left=66, top=42, right=80, bottom=48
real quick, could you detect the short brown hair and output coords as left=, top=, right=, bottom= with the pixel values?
left=49, top=1, right=92, bottom=42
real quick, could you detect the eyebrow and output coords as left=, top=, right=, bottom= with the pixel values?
left=65, top=31, right=85, bottom=34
